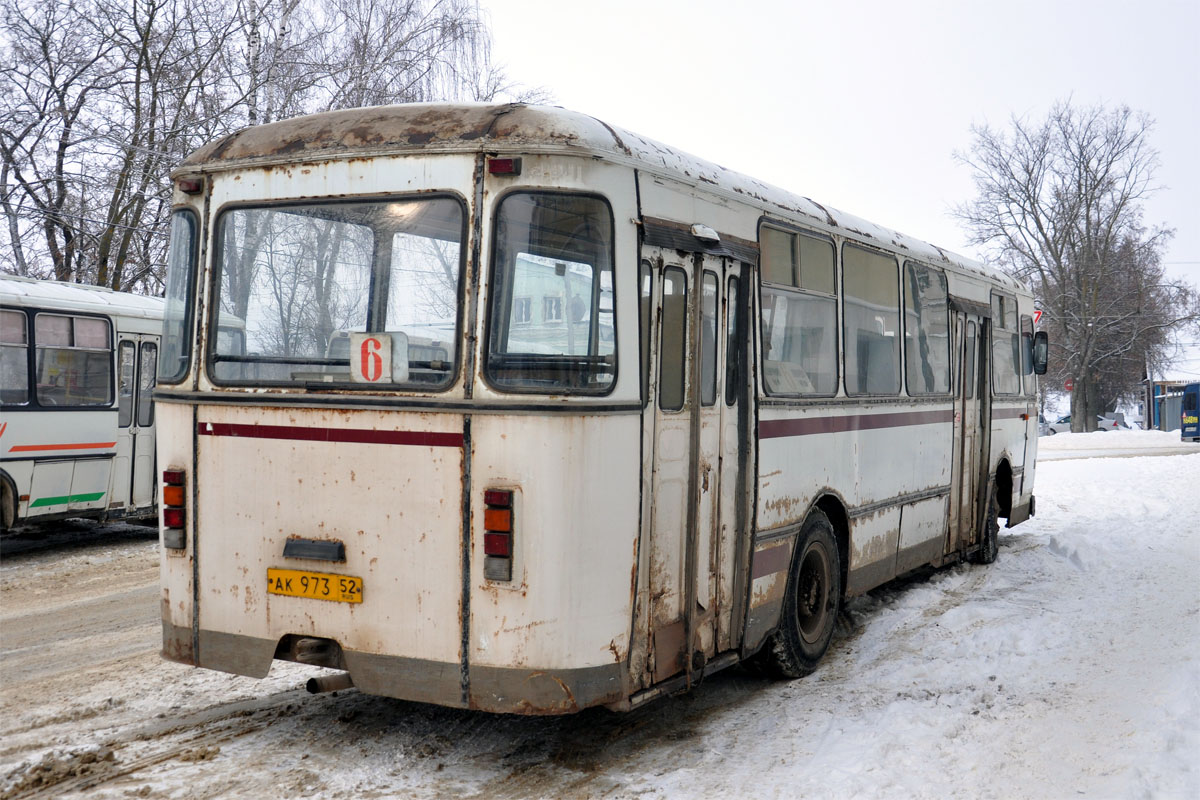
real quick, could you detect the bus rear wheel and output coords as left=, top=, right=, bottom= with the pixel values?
left=755, top=510, right=841, bottom=679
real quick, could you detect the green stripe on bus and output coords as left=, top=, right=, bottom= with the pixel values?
left=29, top=492, right=106, bottom=508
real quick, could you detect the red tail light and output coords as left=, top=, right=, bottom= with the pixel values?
left=484, top=532, right=511, bottom=557
left=483, top=489, right=514, bottom=581
left=162, top=468, right=187, bottom=550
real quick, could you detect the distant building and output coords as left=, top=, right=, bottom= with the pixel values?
left=1145, top=379, right=1193, bottom=431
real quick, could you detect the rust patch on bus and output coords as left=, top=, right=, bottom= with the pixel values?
left=750, top=573, right=785, bottom=608
left=763, top=493, right=803, bottom=523
left=180, top=104, right=524, bottom=168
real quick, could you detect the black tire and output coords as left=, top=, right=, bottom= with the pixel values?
left=969, top=481, right=1000, bottom=565
left=754, top=510, right=841, bottom=679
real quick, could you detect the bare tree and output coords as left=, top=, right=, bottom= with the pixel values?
left=1, top=0, right=539, bottom=294
left=955, top=101, right=1199, bottom=430
left=0, top=0, right=120, bottom=282
left=90, top=0, right=240, bottom=292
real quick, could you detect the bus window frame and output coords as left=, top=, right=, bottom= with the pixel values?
left=204, top=193, right=469, bottom=392
left=1020, top=314, right=1036, bottom=396
left=658, top=264, right=689, bottom=412
left=901, top=260, right=953, bottom=398
left=757, top=220, right=839, bottom=399
left=159, top=207, right=199, bottom=385
left=0, top=307, right=32, bottom=407
left=989, top=290, right=1022, bottom=397
left=29, top=309, right=115, bottom=410
left=841, top=242, right=902, bottom=398
left=482, top=188, right=618, bottom=397
left=639, top=260, right=652, bottom=407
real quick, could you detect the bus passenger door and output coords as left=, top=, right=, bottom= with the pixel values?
left=950, top=315, right=984, bottom=552
left=111, top=336, right=158, bottom=514
left=643, top=247, right=734, bottom=684
left=130, top=340, right=158, bottom=510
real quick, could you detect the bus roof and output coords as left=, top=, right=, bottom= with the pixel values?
left=1, top=274, right=165, bottom=321
left=175, top=102, right=1021, bottom=291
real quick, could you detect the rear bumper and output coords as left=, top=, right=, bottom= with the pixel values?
left=162, top=621, right=628, bottom=714
left=1007, top=494, right=1034, bottom=527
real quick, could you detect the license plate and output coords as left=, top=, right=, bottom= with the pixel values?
left=267, top=568, right=363, bottom=604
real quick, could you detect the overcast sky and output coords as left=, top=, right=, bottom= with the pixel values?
left=485, top=0, right=1199, bottom=301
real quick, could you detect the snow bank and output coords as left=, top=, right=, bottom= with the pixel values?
left=1038, top=428, right=1199, bottom=460
left=1039, top=429, right=1184, bottom=451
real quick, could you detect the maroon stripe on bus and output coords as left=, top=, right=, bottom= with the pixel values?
left=759, top=408, right=954, bottom=439
left=197, top=421, right=464, bottom=448
left=751, top=541, right=791, bottom=580
left=991, top=406, right=1029, bottom=420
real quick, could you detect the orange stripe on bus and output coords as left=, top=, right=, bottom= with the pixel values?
left=8, top=441, right=118, bottom=452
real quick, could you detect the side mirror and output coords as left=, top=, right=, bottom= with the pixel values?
left=1032, top=331, right=1049, bottom=375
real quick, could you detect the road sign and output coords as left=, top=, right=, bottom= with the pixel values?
left=1065, top=378, right=1074, bottom=391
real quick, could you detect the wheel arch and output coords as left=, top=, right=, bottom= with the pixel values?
left=813, top=493, right=850, bottom=601
left=993, top=457, right=1013, bottom=518
left=0, top=469, right=18, bottom=531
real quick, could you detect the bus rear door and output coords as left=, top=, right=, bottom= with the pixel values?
left=642, top=245, right=745, bottom=684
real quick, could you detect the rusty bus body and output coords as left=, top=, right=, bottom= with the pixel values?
left=156, top=103, right=1045, bottom=713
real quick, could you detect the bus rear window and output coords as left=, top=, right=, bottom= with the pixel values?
left=485, top=192, right=615, bottom=394
left=210, top=196, right=464, bottom=389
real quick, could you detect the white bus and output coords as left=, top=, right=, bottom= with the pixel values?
left=156, top=103, right=1048, bottom=713
left=1, top=275, right=163, bottom=529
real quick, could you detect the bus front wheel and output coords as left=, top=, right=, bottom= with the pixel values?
left=969, top=482, right=1000, bottom=565
left=755, top=509, right=841, bottom=679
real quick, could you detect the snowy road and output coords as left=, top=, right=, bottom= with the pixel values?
left=2, top=436, right=1197, bottom=799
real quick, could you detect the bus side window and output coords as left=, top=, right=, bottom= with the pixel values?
left=965, top=322, right=976, bottom=400
left=659, top=266, right=688, bottom=412
left=843, top=244, right=900, bottom=396
left=34, top=313, right=112, bottom=407
left=725, top=275, right=739, bottom=406
left=990, top=293, right=1021, bottom=396
left=118, top=341, right=135, bottom=427
left=701, top=271, right=718, bottom=406
left=0, top=309, right=30, bottom=406
left=903, top=261, right=950, bottom=395
left=639, top=261, right=652, bottom=405
left=138, top=342, right=157, bottom=427
left=1020, top=314, right=1035, bottom=395
left=759, top=226, right=837, bottom=396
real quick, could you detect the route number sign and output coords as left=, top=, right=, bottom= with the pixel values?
left=350, top=333, right=392, bottom=383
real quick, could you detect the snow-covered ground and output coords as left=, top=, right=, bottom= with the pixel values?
left=1038, top=427, right=1199, bottom=460
left=1, top=435, right=1198, bottom=799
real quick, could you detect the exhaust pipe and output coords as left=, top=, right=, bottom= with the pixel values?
left=306, top=672, right=354, bottom=694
